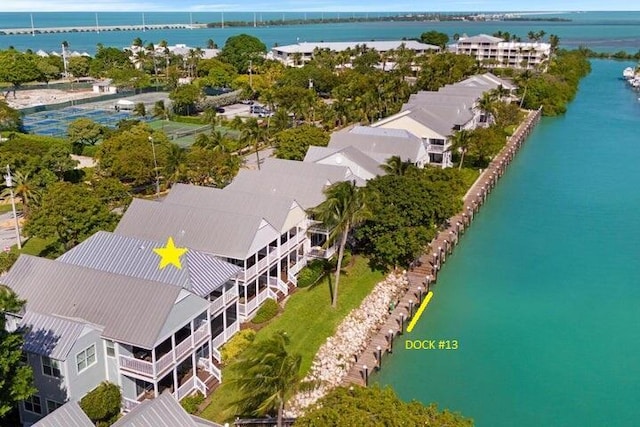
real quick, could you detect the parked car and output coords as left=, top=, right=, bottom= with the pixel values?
left=241, top=99, right=255, bottom=105
left=215, top=107, right=225, bottom=113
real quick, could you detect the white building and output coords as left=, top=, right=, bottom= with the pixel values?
left=449, top=34, right=551, bottom=70
left=269, top=40, right=439, bottom=67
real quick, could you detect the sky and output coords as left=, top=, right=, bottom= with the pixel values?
left=0, top=0, right=638, bottom=12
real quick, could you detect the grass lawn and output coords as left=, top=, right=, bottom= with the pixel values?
left=199, top=255, right=384, bottom=423
left=20, top=237, right=55, bottom=256
left=0, top=203, right=23, bottom=214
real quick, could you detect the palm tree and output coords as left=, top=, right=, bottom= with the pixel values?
left=382, top=156, right=414, bottom=176
left=1, top=170, right=39, bottom=217
left=309, top=181, right=370, bottom=308
left=450, top=129, right=472, bottom=169
left=241, top=118, right=267, bottom=170
left=227, top=331, right=301, bottom=427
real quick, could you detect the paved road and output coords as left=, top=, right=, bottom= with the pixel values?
left=0, top=211, right=23, bottom=250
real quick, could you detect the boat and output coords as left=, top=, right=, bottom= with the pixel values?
left=623, top=67, right=635, bottom=79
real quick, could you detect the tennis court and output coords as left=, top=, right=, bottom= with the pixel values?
left=22, top=107, right=150, bottom=138
left=147, top=120, right=212, bottom=147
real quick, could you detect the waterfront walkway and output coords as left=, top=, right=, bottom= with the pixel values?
left=343, top=107, right=543, bottom=386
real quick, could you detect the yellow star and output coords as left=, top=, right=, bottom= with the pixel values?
left=153, top=237, right=188, bottom=270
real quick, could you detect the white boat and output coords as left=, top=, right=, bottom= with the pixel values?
left=623, top=67, right=635, bottom=79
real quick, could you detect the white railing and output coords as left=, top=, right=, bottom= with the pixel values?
left=427, top=144, right=447, bottom=153
left=175, top=376, right=196, bottom=401
left=209, top=296, right=225, bottom=314
left=122, top=397, right=140, bottom=412
left=119, top=355, right=154, bottom=376
left=212, top=347, right=222, bottom=363
left=195, top=376, right=208, bottom=394
left=120, top=325, right=209, bottom=378
left=228, top=321, right=240, bottom=336
left=223, top=287, right=239, bottom=303
left=287, top=271, right=298, bottom=286
left=156, top=351, right=174, bottom=375
left=212, top=331, right=226, bottom=349
left=267, top=289, right=279, bottom=301
left=193, top=324, right=209, bottom=345
left=268, top=277, right=288, bottom=294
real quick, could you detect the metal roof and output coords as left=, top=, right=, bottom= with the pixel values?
left=456, top=34, right=504, bottom=43
left=164, top=183, right=304, bottom=232
left=225, top=170, right=331, bottom=209
left=260, top=158, right=355, bottom=182
left=58, top=231, right=240, bottom=298
left=304, top=145, right=384, bottom=178
left=32, top=401, right=93, bottom=427
left=115, top=199, right=279, bottom=260
left=2, top=255, right=196, bottom=349
left=330, top=126, right=425, bottom=163
left=272, top=40, right=439, bottom=54
left=19, top=312, right=92, bottom=361
left=112, top=393, right=203, bottom=427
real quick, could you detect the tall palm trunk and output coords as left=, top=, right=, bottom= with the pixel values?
left=277, top=401, right=284, bottom=427
left=254, top=139, right=261, bottom=170
left=458, top=150, right=465, bottom=169
left=332, top=221, right=349, bottom=309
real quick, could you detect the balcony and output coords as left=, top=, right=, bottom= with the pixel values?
left=427, top=144, right=448, bottom=154
left=308, top=245, right=337, bottom=259
left=211, top=321, right=240, bottom=350
left=238, top=287, right=270, bottom=317
left=118, top=324, right=210, bottom=378
left=209, top=287, right=239, bottom=314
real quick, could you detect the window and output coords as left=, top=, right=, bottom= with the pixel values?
left=76, top=344, right=96, bottom=373
left=46, top=399, right=63, bottom=414
left=24, top=395, right=42, bottom=414
left=105, top=340, right=116, bottom=358
left=41, top=356, right=61, bottom=378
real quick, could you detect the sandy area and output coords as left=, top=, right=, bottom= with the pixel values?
left=4, top=88, right=104, bottom=109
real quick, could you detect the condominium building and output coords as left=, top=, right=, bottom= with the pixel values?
left=449, top=34, right=551, bottom=69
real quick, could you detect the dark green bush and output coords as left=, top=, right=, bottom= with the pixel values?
left=80, top=382, right=121, bottom=426
left=180, top=392, right=205, bottom=414
left=296, top=260, right=326, bottom=288
left=252, top=298, right=279, bottom=324
left=220, top=329, right=256, bottom=365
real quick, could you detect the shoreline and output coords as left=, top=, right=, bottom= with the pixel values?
left=341, top=106, right=543, bottom=387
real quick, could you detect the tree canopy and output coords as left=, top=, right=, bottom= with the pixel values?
left=274, top=125, right=329, bottom=161
left=67, top=117, right=105, bottom=154
left=0, top=286, right=35, bottom=419
left=218, top=34, right=267, bottom=73
left=24, top=181, right=119, bottom=253
left=0, top=100, right=22, bottom=132
left=294, top=385, right=473, bottom=427
left=420, top=30, right=450, bottom=49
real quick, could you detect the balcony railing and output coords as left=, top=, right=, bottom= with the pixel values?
left=118, top=324, right=210, bottom=378
left=268, top=277, right=288, bottom=294
left=175, top=376, right=197, bottom=401
left=308, top=245, right=337, bottom=259
left=427, top=144, right=448, bottom=153
left=239, top=288, right=270, bottom=317
left=122, top=397, right=140, bottom=413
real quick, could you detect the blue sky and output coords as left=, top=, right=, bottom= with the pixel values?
left=1, top=0, right=638, bottom=12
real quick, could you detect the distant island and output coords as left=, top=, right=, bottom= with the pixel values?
left=205, top=13, right=571, bottom=28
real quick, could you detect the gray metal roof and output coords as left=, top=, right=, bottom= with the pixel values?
left=456, top=34, right=504, bottom=43
left=32, top=400, right=93, bottom=427
left=164, top=183, right=303, bottom=232
left=19, top=312, right=92, bottom=361
left=227, top=170, right=336, bottom=210
left=405, top=105, right=473, bottom=137
left=112, top=393, right=202, bottom=427
left=115, top=199, right=278, bottom=260
left=304, top=145, right=384, bottom=178
left=329, top=126, right=425, bottom=163
left=260, top=158, right=355, bottom=182
left=58, top=231, right=240, bottom=298
left=2, top=255, right=196, bottom=349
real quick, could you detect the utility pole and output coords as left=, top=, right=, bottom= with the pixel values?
left=4, top=165, right=21, bottom=250
left=249, top=59, right=253, bottom=90
left=148, top=137, right=160, bottom=199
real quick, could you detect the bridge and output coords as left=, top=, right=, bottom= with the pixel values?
left=0, top=23, right=207, bottom=36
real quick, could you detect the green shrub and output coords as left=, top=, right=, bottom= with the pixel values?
left=81, top=145, right=98, bottom=157
left=220, top=329, right=256, bottom=365
left=0, top=251, right=19, bottom=273
left=252, top=298, right=279, bottom=324
left=80, top=382, right=121, bottom=426
left=297, top=260, right=327, bottom=288
left=181, top=392, right=205, bottom=414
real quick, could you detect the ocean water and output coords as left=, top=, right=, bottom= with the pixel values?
left=0, top=11, right=639, bottom=53
left=375, top=59, right=640, bottom=426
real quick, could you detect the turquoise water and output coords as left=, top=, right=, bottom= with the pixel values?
left=1, top=11, right=640, bottom=53
left=375, top=59, right=640, bottom=426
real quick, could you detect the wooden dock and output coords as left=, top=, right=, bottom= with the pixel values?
left=342, top=107, right=543, bottom=386
left=0, top=23, right=206, bottom=36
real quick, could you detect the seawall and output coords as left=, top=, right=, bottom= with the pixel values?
left=342, top=107, right=544, bottom=386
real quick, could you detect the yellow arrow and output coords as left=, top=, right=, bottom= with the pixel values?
left=406, top=291, right=434, bottom=333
